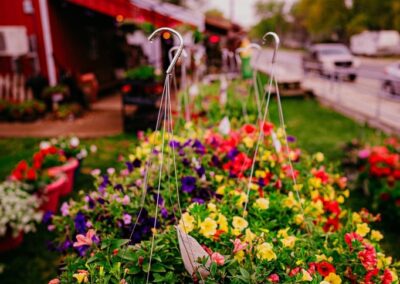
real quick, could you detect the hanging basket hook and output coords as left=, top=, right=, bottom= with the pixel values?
left=262, top=32, right=280, bottom=63
left=148, top=27, right=184, bottom=75
left=168, top=46, right=188, bottom=63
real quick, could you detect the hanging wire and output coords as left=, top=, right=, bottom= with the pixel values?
left=242, top=32, right=305, bottom=218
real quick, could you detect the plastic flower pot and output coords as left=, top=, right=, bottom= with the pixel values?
left=48, top=158, right=79, bottom=196
left=40, top=174, right=67, bottom=212
left=0, top=231, right=24, bottom=252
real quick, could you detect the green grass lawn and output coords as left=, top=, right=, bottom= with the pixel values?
left=0, top=96, right=394, bottom=283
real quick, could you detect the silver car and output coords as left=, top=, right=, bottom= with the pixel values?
left=382, top=61, right=400, bottom=96
left=302, top=44, right=360, bottom=81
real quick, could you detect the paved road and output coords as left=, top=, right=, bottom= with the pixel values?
left=253, top=49, right=400, bottom=134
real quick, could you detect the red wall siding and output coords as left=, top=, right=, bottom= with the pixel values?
left=0, top=0, right=47, bottom=77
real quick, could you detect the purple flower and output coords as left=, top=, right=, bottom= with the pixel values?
left=74, top=212, right=87, bottom=234
left=125, top=161, right=134, bottom=173
left=153, top=194, right=164, bottom=206
left=123, top=213, right=132, bottom=225
left=196, top=166, right=205, bottom=177
left=182, top=158, right=190, bottom=166
left=114, top=183, right=124, bottom=192
left=287, top=135, right=296, bottom=143
left=133, top=158, right=141, bottom=168
left=98, top=175, right=110, bottom=193
left=181, top=176, right=196, bottom=193
left=183, top=139, right=192, bottom=148
left=161, top=207, right=169, bottom=219
left=169, top=140, right=181, bottom=149
left=211, top=155, right=220, bottom=166
left=192, top=198, right=205, bottom=204
left=227, top=148, right=239, bottom=160
left=42, top=211, right=53, bottom=224
left=192, top=139, right=205, bottom=154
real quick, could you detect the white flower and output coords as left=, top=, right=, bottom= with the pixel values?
left=39, top=141, right=51, bottom=149
left=90, top=145, right=97, bottom=153
left=70, top=137, right=80, bottom=147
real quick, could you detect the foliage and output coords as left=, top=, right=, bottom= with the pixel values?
left=42, top=85, right=69, bottom=100
left=125, top=65, right=157, bottom=81
left=54, top=103, right=84, bottom=120
left=0, top=99, right=46, bottom=122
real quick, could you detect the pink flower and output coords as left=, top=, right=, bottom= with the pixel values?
left=358, top=149, right=371, bottom=159
left=231, top=238, right=247, bottom=253
left=268, top=273, right=280, bottom=283
left=211, top=252, right=225, bottom=265
left=123, top=213, right=132, bottom=225
left=73, top=229, right=96, bottom=248
left=48, top=279, right=60, bottom=284
left=122, top=195, right=130, bottom=205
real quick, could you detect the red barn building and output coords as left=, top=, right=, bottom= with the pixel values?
left=0, top=0, right=203, bottom=89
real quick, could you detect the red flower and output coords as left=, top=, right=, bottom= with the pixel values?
left=323, top=217, right=340, bottom=232
left=260, top=121, right=274, bottom=135
left=16, top=160, right=28, bottom=172
left=289, top=267, right=301, bottom=277
left=307, top=262, right=317, bottom=275
left=312, top=167, right=329, bottom=184
left=268, top=273, right=279, bottom=283
left=344, top=232, right=364, bottom=249
left=241, top=124, right=257, bottom=135
left=26, top=168, right=37, bottom=181
left=364, top=268, right=379, bottom=284
left=11, top=169, right=23, bottom=181
left=213, top=229, right=225, bottom=241
left=357, top=244, right=377, bottom=271
left=382, top=269, right=393, bottom=284
left=316, top=261, right=336, bottom=277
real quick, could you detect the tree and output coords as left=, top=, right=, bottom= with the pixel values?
left=249, top=0, right=289, bottom=39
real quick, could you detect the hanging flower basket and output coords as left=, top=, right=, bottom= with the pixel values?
left=48, top=158, right=79, bottom=196
left=40, top=174, right=67, bottom=212
left=0, top=231, right=24, bottom=252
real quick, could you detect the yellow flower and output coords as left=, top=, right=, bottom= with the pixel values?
left=343, top=190, right=350, bottom=198
left=243, top=136, right=254, bottom=148
left=308, top=177, right=322, bottom=189
left=356, top=223, right=370, bottom=237
left=199, top=217, right=217, bottom=238
left=281, top=236, right=296, bottom=248
left=244, top=228, right=256, bottom=243
left=370, top=230, right=383, bottom=241
left=302, top=269, right=313, bottom=281
left=277, top=228, right=289, bottom=238
left=178, top=212, right=195, bottom=233
left=234, top=250, right=245, bottom=262
left=216, top=185, right=226, bottom=195
left=315, top=152, right=324, bottom=162
left=336, top=196, right=344, bottom=204
left=215, top=175, right=223, bottom=183
left=73, top=270, right=89, bottom=283
left=207, top=203, right=217, bottom=212
left=217, top=214, right=228, bottom=232
left=250, top=183, right=259, bottom=190
left=283, top=192, right=298, bottom=209
left=254, top=198, right=269, bottom=210
left=256, top=243, right=277, bottom=261
left=352, top=212, right=362, bottom=224
left=294, top=214, right=304, bottom=225
left=316, top=254, right=333, bottom=262
left=232, top=216, right=248, bottom=231
left=322, top=273, right=341, bottom=284
left=255, top=170, right=266, bottom=178
left=235, top=192, right=248, bottom=207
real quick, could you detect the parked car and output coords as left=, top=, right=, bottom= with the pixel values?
left=382, top=61, right=400, bottom=96
left=302, top=44, right=359, bottom=81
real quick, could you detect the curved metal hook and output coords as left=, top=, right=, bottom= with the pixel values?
left=148, top=27, right=184, bottom=74
left=262, top=32, right=280, bottom=63
left=235, top=43, right=262, bottom=64
left=168, top=46, right=188, bottom=64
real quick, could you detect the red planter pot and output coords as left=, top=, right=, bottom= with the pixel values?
left=0, top=231, right=24, bottom=252
left=40, top=174, right=67, bottom=212
left=48, top=158, right=79, bottom=196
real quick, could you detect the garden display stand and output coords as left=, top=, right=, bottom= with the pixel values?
left=48, top=158, right=79, bottom=196
left=40, top=174, right=67, bottom=212
left=0, top=231, right=24, bottom=252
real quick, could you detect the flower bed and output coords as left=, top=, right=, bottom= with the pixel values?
left=344, top=137, right=400, bottom=221
left=46, top=121, right=399, bottom=283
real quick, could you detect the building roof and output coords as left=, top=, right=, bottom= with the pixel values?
left=131, top=0, right=204, bottom=31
